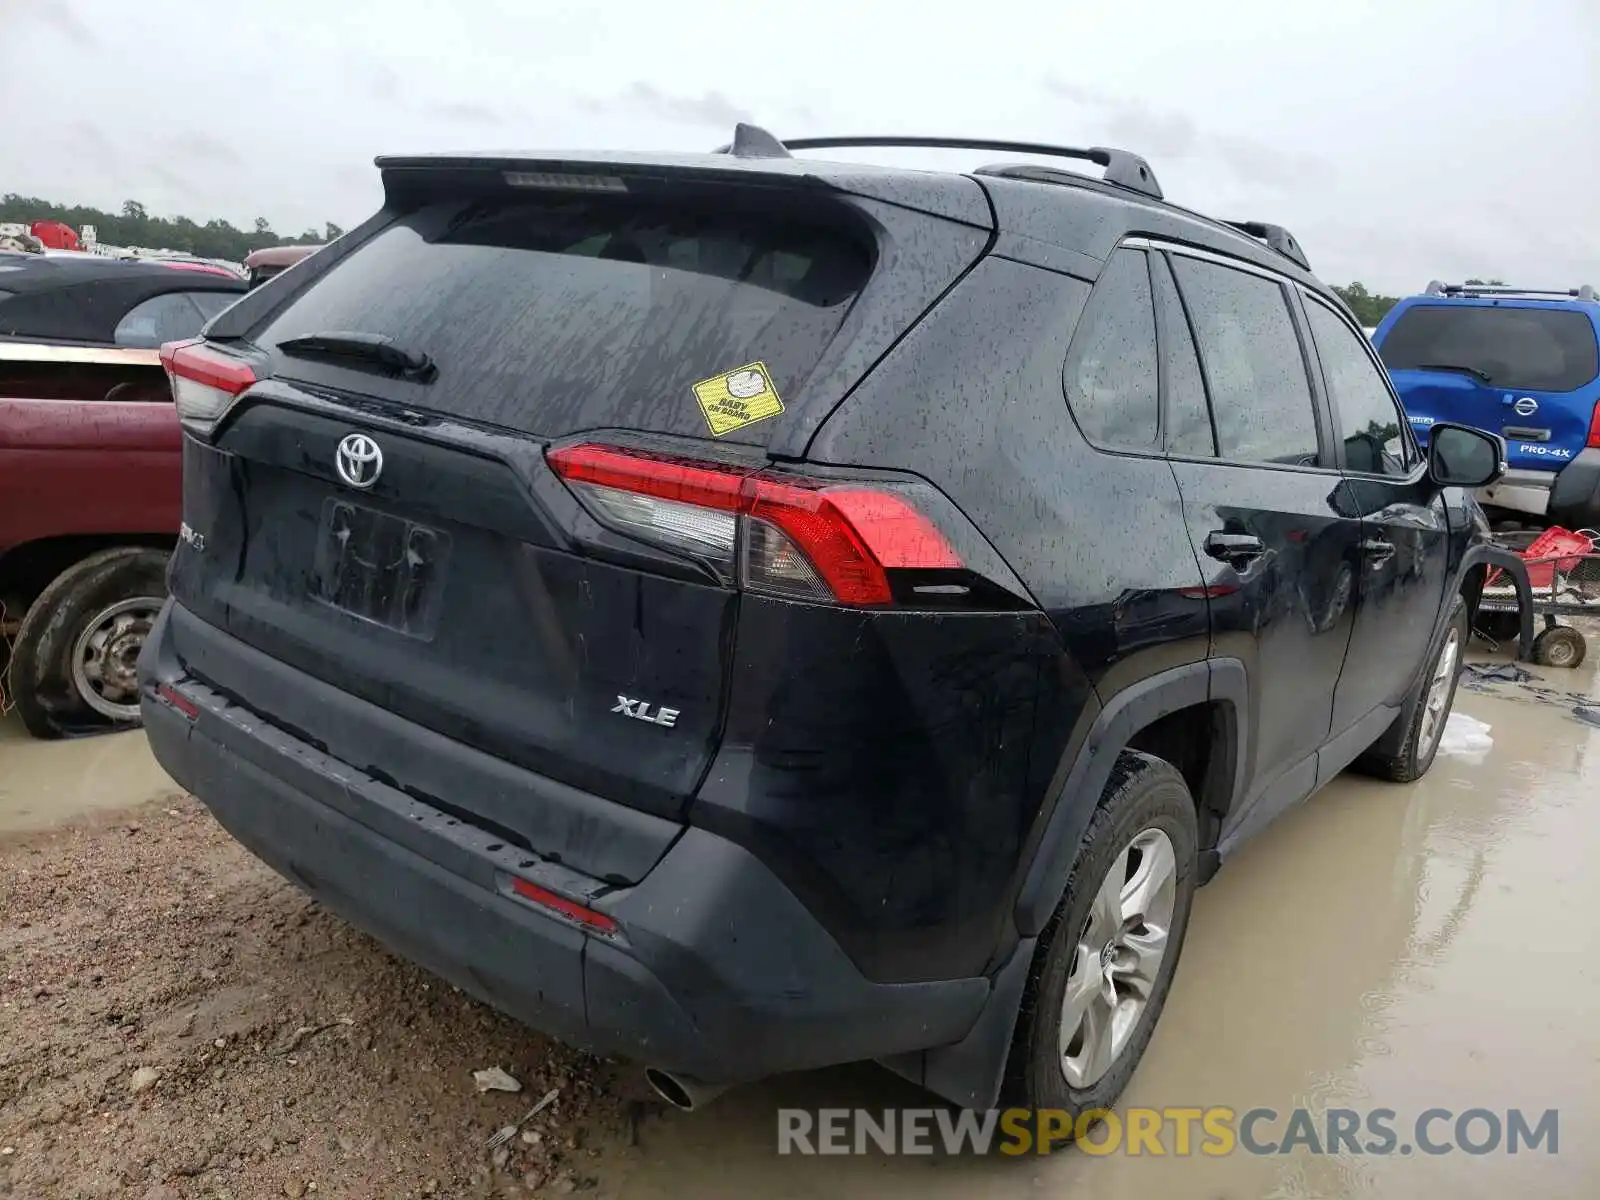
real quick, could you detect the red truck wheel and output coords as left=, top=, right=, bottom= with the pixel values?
left=8, top=548, right=169, bottom=739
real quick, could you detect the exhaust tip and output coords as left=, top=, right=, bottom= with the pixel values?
left=644, top=1067, right=729, bottom=1112
left=645, top=1067, right=694, bottom=1110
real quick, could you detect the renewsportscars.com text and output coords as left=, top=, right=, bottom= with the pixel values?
left=777, top=1106, right=1559, bottom=1157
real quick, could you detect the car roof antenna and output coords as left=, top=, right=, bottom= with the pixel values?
left=721, top=123, right=793, bottom=159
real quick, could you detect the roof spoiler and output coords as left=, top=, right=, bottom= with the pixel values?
left=1425, top=281, right=1597, bottom=302
left=713, top=124, right=1164, bottom=200
left=1221, top=221, right=1311, bottom=272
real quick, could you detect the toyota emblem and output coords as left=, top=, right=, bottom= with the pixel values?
left=335, top=433, right=383, bottom=489
left=1513, top=396, right=1539, bottom=417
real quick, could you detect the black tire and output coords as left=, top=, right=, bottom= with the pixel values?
left=1003, top=751, right=1198, bottom=1138
left=1355, top=594, right=1468, bottom=783
left=7, top=548, right=169, bottom=740
left=1473, top=610, right=1522, bottom=646
left=1532, top=625, right=1587, bottom=669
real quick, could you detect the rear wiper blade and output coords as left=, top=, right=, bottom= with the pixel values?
left=1414, top=362, right=1493, bottom=384
left=276, top=330, right=437, bottom=383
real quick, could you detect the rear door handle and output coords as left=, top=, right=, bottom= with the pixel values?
left=1362, top=538, right=1396, bottom=565
left=1204, top=531, right=1265, bottom=565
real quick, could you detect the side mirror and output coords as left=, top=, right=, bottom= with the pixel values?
left=1428, top=422, right=1506, bottom=489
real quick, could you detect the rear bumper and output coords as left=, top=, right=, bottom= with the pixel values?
left=138, top=601, right=987, bottom=1084
left=1550, top=448, right=1600, bottom=530
left=1477, top=453, right=1600, bottom=528
left=1476, top=467, right=1553, bottom=518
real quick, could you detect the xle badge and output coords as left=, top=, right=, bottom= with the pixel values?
left=691, top=361, right=784, bottom=437
left=612, top=696, right=680, bottom=728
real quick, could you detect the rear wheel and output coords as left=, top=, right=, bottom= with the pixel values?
left=1356, top=594, right=1467, bottom=782
left=7, top=548, right=168, bottom=739
left=1004, top=752, right=1198, bottom=1138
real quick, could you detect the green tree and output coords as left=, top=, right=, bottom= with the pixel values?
left=1330, top=282, right=1401, bottom=327
left=324, top=221, right=345, bottom=242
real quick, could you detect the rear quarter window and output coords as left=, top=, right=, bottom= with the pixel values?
left=1379, top=304, right=1600, bottom=393
left=1062, top=248, right=1159, bottom=450
left=252, top=195, right=873, bottom=444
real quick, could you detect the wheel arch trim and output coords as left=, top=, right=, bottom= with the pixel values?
left=1453, top=544, right=1534, bottom=663
left=1014, top=657, right=1248, bottom=938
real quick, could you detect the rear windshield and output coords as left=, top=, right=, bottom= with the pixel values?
left=1379, top=304, right=1599, bottom=393
left=253, top=195, right=873, bottom=442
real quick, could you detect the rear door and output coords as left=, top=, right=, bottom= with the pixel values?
left=169, top=172, right=988, bottom=827
left=1377, top=301, right=1600, bottom=472
left=1155, top=248, right=1363, bottom=844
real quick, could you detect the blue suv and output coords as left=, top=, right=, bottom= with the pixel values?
left=1373, top=282, right=1600, bottom=530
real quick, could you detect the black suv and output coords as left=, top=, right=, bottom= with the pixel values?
left=139, top=128, right=1514, bottom=1121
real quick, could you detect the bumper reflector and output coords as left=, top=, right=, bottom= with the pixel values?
left=510, top=876, right=619, bottom=935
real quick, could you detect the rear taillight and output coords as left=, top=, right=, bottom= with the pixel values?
left=548, top=443, right=962, bottom=607
left=159, top=339, right=256, bottom=434
left=1588, top=401, right=1600, bottom=449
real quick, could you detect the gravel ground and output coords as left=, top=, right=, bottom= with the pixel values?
left=0, top=795, right=661, bottom=1199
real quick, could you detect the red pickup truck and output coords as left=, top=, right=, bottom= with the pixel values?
left=1, top=251, right=245, bottom=737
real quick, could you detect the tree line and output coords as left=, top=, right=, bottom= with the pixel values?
left=1332, top=279, right=1507, bottom=327
left=0, top=195, right=345, bottom=262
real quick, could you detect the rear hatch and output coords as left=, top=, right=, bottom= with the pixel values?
left=1376, top=300, right=1600, bottom=472
left=165, top=156, right=991, bottom=842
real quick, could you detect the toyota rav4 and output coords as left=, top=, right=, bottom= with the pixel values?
left=139, top=128, right=1514, bottom=1124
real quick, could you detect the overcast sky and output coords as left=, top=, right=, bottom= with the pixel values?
left=3, top=0, right=1596, bottom=292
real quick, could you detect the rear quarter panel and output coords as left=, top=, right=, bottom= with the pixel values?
left=795, top=257, right=1211, bottom=977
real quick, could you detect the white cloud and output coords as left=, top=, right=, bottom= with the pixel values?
left=1, top=0, right=1596, bottom=292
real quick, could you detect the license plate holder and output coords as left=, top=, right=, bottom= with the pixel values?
left=311, top=498, right=451, bottom=638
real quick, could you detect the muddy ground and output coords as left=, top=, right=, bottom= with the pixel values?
left=0, top=794, right=656, bottom=1200
left=3, top=635, right=1600, bottom=1199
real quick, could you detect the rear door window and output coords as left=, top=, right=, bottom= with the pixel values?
left=252, top=196, right=873, bottom=443
left=1171, top=256, right=1322, bottom=467
left=1378, top=304, right=1600, bottom=393
left=1062, top=248, right=1159, bottom=450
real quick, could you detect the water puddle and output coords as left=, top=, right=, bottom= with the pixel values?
left=0, top=712, right=178, bottom=834
left=614, top=641, right=1600, bottom=1198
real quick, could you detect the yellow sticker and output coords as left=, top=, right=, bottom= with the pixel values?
left=692, top=361, right=784, bottom=437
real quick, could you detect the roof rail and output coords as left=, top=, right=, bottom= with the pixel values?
left=711, top=127, right=1164, bottom=200
left=1221, top=221, right=1311, bottom=272
left=1425, top=281, right=1597, bottom=302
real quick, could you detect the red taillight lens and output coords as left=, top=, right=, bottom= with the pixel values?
left=547, top=443, right=962, bottom=607
left=1587, top=401, right=1600, bottom=449
left=510, top=876, right=619, bottom=935
left=160, top=339, right=256, bottom=432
